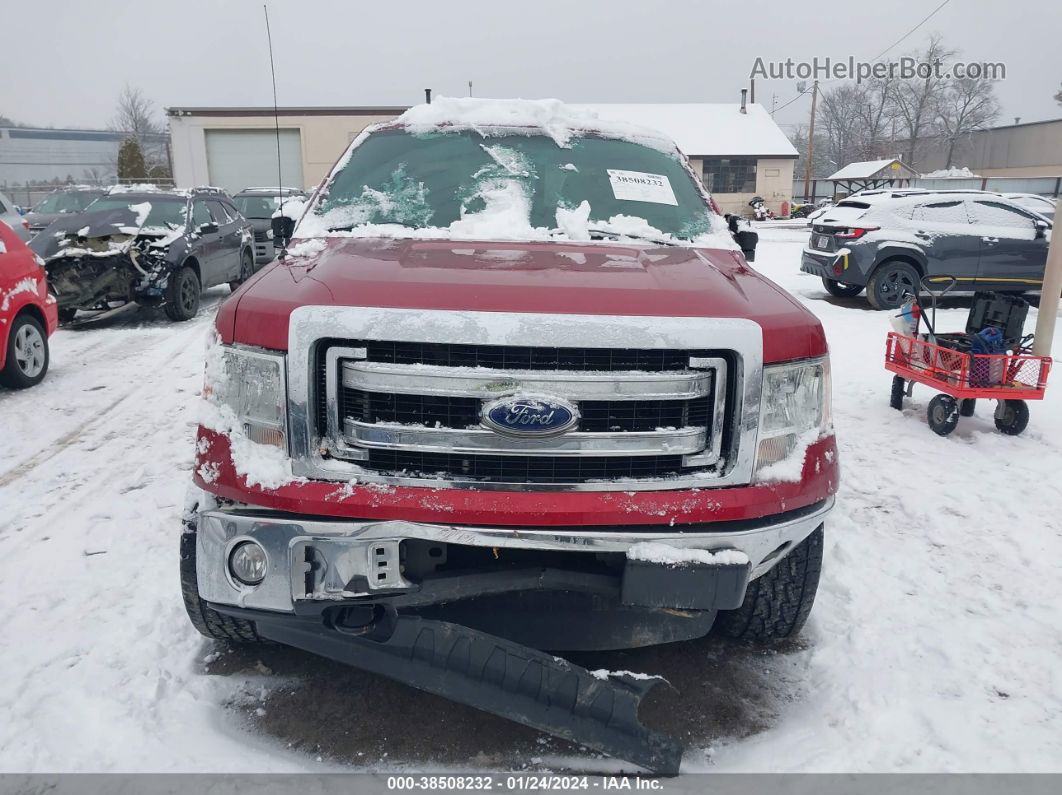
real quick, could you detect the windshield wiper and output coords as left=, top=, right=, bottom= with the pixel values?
left=327, top=220, right=419, bottom=232
left=585, top=227, right=681, bottom=247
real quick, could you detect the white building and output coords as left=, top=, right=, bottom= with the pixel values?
left=166, top=102, right=798, bottom=215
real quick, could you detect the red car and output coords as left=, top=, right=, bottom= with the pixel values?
left=182, top=99, right=837, bottom=773
left=0, top=221, right=58, bottom=388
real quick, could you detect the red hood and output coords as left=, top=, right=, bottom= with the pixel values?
left=219, top=237, right=826, bottom=362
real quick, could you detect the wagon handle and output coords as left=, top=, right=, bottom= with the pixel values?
left=918, top=275, right=957, bottom=337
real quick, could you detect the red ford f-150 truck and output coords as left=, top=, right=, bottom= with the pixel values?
left=182, top=98, right=837, bottom=773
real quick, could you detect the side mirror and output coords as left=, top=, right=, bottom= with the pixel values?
left=271, top=215, right=295, bottom=244
left=734, top=229, right=759, bottom=262
left=199, top=222, right=219, bottom=235
left=1034, top=219, right=1049, bottom=239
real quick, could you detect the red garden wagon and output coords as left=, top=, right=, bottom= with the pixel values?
left=885, top=331, right=1052, bottom=436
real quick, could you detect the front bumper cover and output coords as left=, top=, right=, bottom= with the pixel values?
left=196, top=498, right=832, bottom=614
left=195, top=500, right=831, bottom=774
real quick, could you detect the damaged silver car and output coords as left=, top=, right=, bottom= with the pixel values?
left=32, top=187, right=254, bottom=323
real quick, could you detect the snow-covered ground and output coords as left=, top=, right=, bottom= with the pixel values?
left=1, top=228, right=1060, bottom=773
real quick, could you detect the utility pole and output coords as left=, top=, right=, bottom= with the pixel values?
left=771, top=93, right=777, bottom=116
left=468, top=80, right=473, bottom=97
left=1033, top=226, right=1062, bottom=357
left=802, top=80, right=818, bottom=202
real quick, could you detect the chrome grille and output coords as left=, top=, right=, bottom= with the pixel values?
left=342, top=388, right=712, bottom=433
left=286, top=307, right=763, bottom=491
left=315, top=341, right=729, bottom=485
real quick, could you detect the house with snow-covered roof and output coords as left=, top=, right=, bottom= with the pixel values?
left=166, top=100, right=798, bottom=217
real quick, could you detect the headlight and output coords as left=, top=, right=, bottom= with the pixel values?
left=755, top=357, right=831, bottom=476
left=207, top=344, right=288, bottom=450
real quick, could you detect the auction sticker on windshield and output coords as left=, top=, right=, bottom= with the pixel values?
left=607, top=170, right=677, bottom=205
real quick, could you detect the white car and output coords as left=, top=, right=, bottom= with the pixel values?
left=1002, top=193, right=1055, bottom=222
left=0, top=192, right=31, bottom=242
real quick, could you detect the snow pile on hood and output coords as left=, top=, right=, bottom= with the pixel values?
left=395, top=96, right=675, bottom=151
left=626, top=543, right=750, bottom=567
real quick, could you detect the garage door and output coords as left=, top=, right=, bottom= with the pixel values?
left=204, top=129, right=304, bottom=194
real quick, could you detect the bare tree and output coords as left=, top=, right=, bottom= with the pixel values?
left=891, top=35, right=955, bottom=164
left=935, top=75, right=1000, bottom=166
left=110, top=85, right=171, bottom=179
left=817, top=84, right=866, bottom=171
left=1055, top=82, right=1062, bottom=106
left=852, top=76, right=898, bottom=160
left=790, top=123, right=831, bottom=182
left=110, top=85, right=162, bottom=141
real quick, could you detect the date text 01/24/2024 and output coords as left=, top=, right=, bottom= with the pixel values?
left=386, top=776, right=664, bottom=790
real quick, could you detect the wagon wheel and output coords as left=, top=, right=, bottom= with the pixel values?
left=890, top=376, right=905, bottom=411
left=994, top=400, right=1029, bottom=436
left=927, top=394, right=959, bottom=436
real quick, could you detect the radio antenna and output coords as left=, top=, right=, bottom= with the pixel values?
left=263, top=5, right=284, bottom=212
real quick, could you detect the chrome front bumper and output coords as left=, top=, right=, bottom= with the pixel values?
left=195, top=498, right=833, bottom=613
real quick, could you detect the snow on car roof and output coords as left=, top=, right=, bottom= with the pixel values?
left=393, top=96, right=679, bottom=151
left=392, top=98, right=800, bottom=159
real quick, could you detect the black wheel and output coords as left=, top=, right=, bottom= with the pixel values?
left=1, top=314, right=49, bottom=389
left=994, top=399, right=1029, bottom=435
left=180, top=532, right=267, bottom=644
left=164, top=265, right=201, bottom=322
left=959, top=398, right=976, bottom=417
left=822, top=278, right=864, bottom=298
left=890, top=375, right=905, bottom=410
left=867, top=260, right=920, bottom=310
left=58, top=306, right=78, bottom=323
left=229, top=250, right=255, bottom=292
left=927, top=394, right=959, bottom=436
left=714, top=525, right=823, bottom=642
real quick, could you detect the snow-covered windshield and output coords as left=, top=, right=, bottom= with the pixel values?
left=86, top=196, right=187, bottom=230
left=305, top=129, right=721, bottom=244
left=33, top=191, right=101, bottom=214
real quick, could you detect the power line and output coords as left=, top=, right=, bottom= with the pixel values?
left=768, top=0, right=953, bottom=117
left=773, top=86, right=813, bottom=115
left=869, top=0, right=952, bottom=63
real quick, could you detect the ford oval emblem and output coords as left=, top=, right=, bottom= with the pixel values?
left=482, top=395, right=579, bottom=438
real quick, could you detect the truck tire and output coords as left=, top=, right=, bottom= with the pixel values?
left=867, top=260, right=920, bottom=310
left=180, top=533, right=267, bottom=644
left=822, top=278, right=863, bottom=298
left=164, top=265, right=201, bottom=322
left=714, top=525, right=823, bottom=642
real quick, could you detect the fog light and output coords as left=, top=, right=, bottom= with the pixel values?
left=229, top=540, right=267, bottom=586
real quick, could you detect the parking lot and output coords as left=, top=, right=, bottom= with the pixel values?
left=2, top=225, right=1060, bottom=773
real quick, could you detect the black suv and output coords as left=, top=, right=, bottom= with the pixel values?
left=232, top=187, right=308, bottom=264
left=24, top=186, right=107, bottom=238
left=33, top=187, right=254, bottom=322
left=800, top=190, right=1051, bottom=309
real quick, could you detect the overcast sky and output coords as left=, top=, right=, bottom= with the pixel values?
left=4, top=0, right=1060, bottom=133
